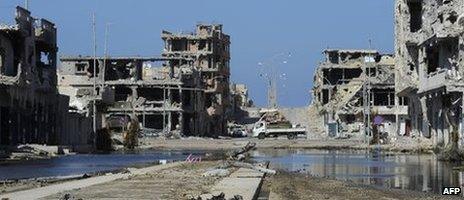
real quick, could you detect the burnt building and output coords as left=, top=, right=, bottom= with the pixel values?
left=311, top=49, right=409, bottom=138
left=58, top=56, right=206, bottom=137
left=0, top=7, right=92, bottom=151
left=395, top=0, right=464, bottom=148
left=161, top=24, right=231, bottom=136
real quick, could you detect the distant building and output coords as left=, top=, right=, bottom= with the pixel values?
left=162, top=24, right=231, bottom=136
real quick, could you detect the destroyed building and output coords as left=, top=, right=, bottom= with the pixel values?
left=312, top=49, right=409, bottom=138
left=0, top=7, right=93, bottom=151
left=58, top=56, right=207, bottom=137
left=395, top=0, right=464, bottom=148
left=162, top=24, right=231, bottom=136
left=230, top=83, right=253, bottom=109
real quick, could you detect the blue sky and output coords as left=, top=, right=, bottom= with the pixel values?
left=0, top=0, right=394, bottom=107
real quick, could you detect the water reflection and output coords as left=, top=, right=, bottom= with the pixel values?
left=0, top=150, right=208, bottom=180
left=252, top=149, right=463, bottom=194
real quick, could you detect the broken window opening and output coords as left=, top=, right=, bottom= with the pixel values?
left=439, top=37, right=459, bottom=70
left=171, top=112, right=179, bottom=131
left=171, top=39, right=188, bottom=51
left=183, top=91, right=192, bottom=107
left=400, top=96, right=409, bottom=106
left=323, top=68, right=362, bottom=85
left=408, top=1, right=422, bottom=32
left=114, top=86, right=132, bottom=102
left=425, top=44, right=439, bottom=74
left=322, top=89, right=329, bottom=105
left=139, top=114, right=164, bottom=130
left=372, top=88, right=395, bottom=106
left=345, top=115, right=356, bottom=124
left=328, top=52, right=339, bottom=64
left=137, top=88, right=164, bottom=102
left=448, top=12, right=458, bottom=24
left=39, top=52, right=50, bottom=66
left=172, top=90, right=181, bottom=104
left=344, top=69, right=363, bottom=80
left=407, top=45, right=419, bottom=72
left=104, top=61, right=135, bottom=81
left=199, top=40, right=206, bottom=50
left=76, top=63, right=87, bottom=74
left=87, top=61, right=100, bottom=78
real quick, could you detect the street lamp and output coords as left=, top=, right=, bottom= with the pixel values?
left=258, top=52, right=291, bottom=108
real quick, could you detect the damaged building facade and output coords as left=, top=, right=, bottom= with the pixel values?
left=59, top=23, right=235, bottom=139
left=312, top=49, right=409, bottom=138
left=58, top=56, right=207, bottom=137
left=395, top=0, right=464, bottom=148
left=162, top=24, right=231, bottom=136
left=0, top=7, right=93, bottom=151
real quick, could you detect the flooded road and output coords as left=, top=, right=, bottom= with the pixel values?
left=0, top=150, right=208, bottom=180
left=2, top=147, right=463, bottom=195
left=252, top=149, right=463, bottom=194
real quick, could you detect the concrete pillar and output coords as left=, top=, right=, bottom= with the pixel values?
left=178, top=86, right=183, bottom=106
left=178, top=112, right=183, bottom=133
left=0, top=106, right=2, bottom=144
left=420, top=96, right=429, bottom=138
left=458, top=91, right=464, bottom=149
left=437, top=97, right=444, bottom=147
left=167, top=112, right=172, bottom=131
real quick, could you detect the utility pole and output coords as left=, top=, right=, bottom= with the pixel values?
left=363, top=39, right=373, bottom=144
left=92, top=13, right=97, bottom=147
left=103, top=23, right=112, bottom=87
left=25, top=0, right=29, bottom=10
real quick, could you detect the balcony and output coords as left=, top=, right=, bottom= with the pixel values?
left=418, top=69, right=446, bottom=93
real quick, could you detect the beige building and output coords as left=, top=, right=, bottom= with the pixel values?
left=395, top=0, right=464, bottom=148
left=162, top=24, right=231, bottom=136
left=312, top=49, right=408, bottom=138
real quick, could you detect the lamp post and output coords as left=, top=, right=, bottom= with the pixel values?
left=258, top=52, right=291, bottom=109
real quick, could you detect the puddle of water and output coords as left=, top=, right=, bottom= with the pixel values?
left=0, top=150, right=209, bottom=180
left=252, top=149, right=464, bottom=194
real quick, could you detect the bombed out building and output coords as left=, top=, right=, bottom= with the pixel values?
left=395, top=0, right=464, bottom=148
left=312, top=49, right=409, bottom=138
left=162, top=24, right=231, bottom=136
left=0, top=7, right=93, bottom=150
left=58, top=56, right=207, bottom=137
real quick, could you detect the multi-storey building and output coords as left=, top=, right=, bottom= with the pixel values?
left=161, top=24, right=231, bottom=136
left=395, top=0, right=464, bottom=148
left=312, top=49, right=408, bottom=138
left=59, top=56, right=206, bottom=137
left=0, top=7, right=92, bottom=151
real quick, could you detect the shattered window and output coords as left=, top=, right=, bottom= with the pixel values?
left=76, top=63, right=86, bottom=73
